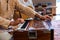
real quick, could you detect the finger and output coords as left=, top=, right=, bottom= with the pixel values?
left=17, top=18, right=24, bottom=23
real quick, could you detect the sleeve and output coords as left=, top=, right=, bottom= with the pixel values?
left=0, top=17, right=11, bottom=29
left=15, top=0, right=37, bottom=18
left=29, top=0, right=35, bottom=10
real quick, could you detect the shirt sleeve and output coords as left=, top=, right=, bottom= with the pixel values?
left=15, top=0, right=37, bottom=18
left=0, top=17, right=11, bottom=29
left=28, top=0, right=35, bottom=10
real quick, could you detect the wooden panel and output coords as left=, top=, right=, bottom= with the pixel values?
left=13, top=30, right=51, bottom=40
left=13, top=31, right=28, bottom=38
left=14, top=38, right=28, bottom=40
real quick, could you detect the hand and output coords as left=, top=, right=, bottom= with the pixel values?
left=40, top=16, right=46, bottom=20
left=10, top=18, right=24, bottom=26
left=35, top=13, right=52, bottom=21
left=44, top=15, right=52, bottom=20
left=16, top=18, right=24, bottom=24
left=11, top=26, right=18, bottom=30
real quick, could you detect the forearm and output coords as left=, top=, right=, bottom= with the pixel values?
left=0, top=17, right=11, bottom=29
left=18, top=6, right=36, bottom=18
left=16, top=0, right=36, bottom=18
left=35, top=13, right=45, bottom=20
left=15, top=0, right=45, bottom=19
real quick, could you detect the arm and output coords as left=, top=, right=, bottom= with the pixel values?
left=0, top=17, right=24, bottom=29
left=15, top=0, right=36, bottom=18
left=15, top=0, right=43, bottom=19
left=0, top=17, right=10, bottom=29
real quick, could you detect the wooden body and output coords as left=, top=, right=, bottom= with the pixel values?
left=13, top=20, right=51, bottom=40
left=13, top=29, right=51, bottom=40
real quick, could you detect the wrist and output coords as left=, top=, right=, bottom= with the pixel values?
left=35, top=13, right=42, bottom=18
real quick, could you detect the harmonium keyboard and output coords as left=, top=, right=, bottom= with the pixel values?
left=13, top=19, right=53, bottom=40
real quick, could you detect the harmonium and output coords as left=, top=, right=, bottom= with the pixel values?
left=13, top=19, right=53, bottom=40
